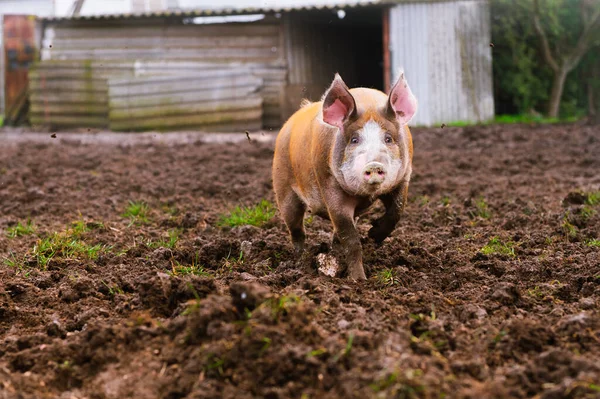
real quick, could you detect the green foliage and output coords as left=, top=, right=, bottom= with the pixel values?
left=122, top=201, right=150, bottom=225
left=491, top=0, right=598, bottom=118
left=370, top=369, right=426, bottom=397
left=217, top=200, right=276, bottom=228
left=586, top=239, right=600, bottom=248
left=377, top=268, right=400, bottom=286
left=586, top=191, right=600, bottom=206
left=6, top=219, right=36, bottom=238
left=34, top=232, right=104, bottom=269
left=469, top=197, right=491, bottom=219
left=562, top=216, right=578, bottom=240
left=148, top=228, right=181, bottom=249
left=30, top=220, right=107, bottom=269
left=480, top=237, right=516, bottom=257
left=3, top=252, right=27, bottom=274
left=170, top=255, right=213, bottom=278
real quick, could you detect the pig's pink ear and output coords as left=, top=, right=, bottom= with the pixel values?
left=322, top=74, right=356, bottom=129
left=387, top=72, right=417, bottom=125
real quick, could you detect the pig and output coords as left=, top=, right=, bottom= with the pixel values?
left=272, top=72, right=417, bottom=280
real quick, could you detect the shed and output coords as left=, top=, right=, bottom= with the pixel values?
left=35, top=0, right=494, bottom=130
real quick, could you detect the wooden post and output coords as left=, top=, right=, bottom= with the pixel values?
left=383, top=7, right=391, bottom=93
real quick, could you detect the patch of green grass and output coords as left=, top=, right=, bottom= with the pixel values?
left=471, top=197, right=491, bottom=219
left=377, top=268, right=400, bottom=286
left=161, top=203, right=179, bottom=216
left=6, top=219, right=36, bottom=238
left=562, top=217, right=578, bottom=240
left=304, top=215, right=314, bottom=226
left=265, top=294, right=301, bottom=321
left=148, top=229, right=181, bottom=249
left=492, top=329, right=507, bottom=344
left=344, top=333, right=354, bottom=356
left=220, top=249, right=245, bottom=274
left=440, top=114, right=579, bottom=128
left=170, top=261, right=213, bottom=278
left=586, top=239, right=600, bottom=248
left=585, top=191, right=600, bottom=206
left=32, top=222, right=107, bottom=269
left=217, top=199, right=276, bottom=228
left=527, top=286, right=544, bottom=298
left=206, top=356, right=225, bottom=376
left=441, top=196, right=451, bottom=206
left=3, top=252, right=28, bottom=275
left=415, top=195, right=430, bottom=207
left=258, top=337, right=271, bottom=357
left=493, top=114, right=575, bottom=124
left=306, top=348, right=327, bottom=358
left=480, top=237, right=516, bottom=257
left=102, top=280, right=124, bottom=297
left=580, top=205, right=597, bottom=220
left=122, top=201, right=150, bottom=225
left=370, top=369, right=425, bottom=396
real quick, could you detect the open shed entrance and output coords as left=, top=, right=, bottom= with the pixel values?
left=283, top=7, right=385, bottom=116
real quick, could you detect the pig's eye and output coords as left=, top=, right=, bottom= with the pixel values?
left=350, top=137, right=359, bottom=144
left=384, top=134, right=393, bottom=144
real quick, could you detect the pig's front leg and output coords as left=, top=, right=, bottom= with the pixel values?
left=324, top=189, right=366, bottom=280
left=368, top=181, right=409, bottom=244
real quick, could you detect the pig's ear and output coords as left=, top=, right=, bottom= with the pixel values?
left=387, top=71, right=417, bottom=125
left=322, top=74, right=356, bottom=129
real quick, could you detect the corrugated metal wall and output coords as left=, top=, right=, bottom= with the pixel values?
left=389, top=1, right=494, bottom=126
left=38, top=19, right=286, bottom=129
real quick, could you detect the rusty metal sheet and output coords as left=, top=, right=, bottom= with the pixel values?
left=3, top=14, right=36, bottom=123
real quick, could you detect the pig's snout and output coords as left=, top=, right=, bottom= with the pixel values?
left=364, top=163, right=386, bottom=185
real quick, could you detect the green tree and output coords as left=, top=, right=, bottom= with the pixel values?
left=532, top=0, right=600, bottom=118
left=491, top=0, right=600, bottom=119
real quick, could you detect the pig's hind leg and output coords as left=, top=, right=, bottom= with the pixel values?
left=276, top=189, right=307, bottom=254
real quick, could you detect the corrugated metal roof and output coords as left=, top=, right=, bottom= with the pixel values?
left=42, top=0, right=387, bottom=22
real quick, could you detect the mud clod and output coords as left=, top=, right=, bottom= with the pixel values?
left=229, top=281, right=271, bottom=314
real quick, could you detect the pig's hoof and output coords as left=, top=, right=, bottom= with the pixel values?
left=347, top=268, right=367, bottom=281
left=368, top=227, right=388, bottom=245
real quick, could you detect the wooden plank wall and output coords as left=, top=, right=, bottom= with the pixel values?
left=29, top=61, right=122, bottom=128
left=29, top=60, right=264, bottom=131
left=108, top=67, right=264, bottom=132
left=35, top=20, right=287, bottom=130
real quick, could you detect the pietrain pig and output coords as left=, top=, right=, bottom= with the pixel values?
left=272, top=72, right=417, bottom=280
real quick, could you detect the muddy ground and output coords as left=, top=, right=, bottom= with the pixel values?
left=0, top=123, right=599, bottom=399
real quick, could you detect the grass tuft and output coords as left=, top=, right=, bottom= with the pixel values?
left=377, top=268, right=400, bottom=286
left=122, top=201, right=150, bottom=225
left=585, top=191, right=600, bottom=206
left=562, top=216, right=578, bottom=240
left=480, top=237, right=516, bottom=257
left=471, top=197, right=491, bottom=219
left=31, top=220, right=107, bottom=269
left=6, top=220, right=36, bottom=238
left=586, top=239, right=600, bottom=248
left=148, top=228, right=182, bottom=249
left=217, top=200, right=276, bottom=228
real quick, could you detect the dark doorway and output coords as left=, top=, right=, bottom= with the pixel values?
left=283, top=7, right=385, bottom=116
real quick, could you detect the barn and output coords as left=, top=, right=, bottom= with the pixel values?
left=31, top=0, right=494, bottom=130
